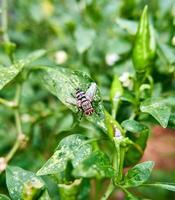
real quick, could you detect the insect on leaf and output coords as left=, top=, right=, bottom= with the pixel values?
left=85, top=82, right=97, bottom=102
left=37, top=66, right=105, bottom=130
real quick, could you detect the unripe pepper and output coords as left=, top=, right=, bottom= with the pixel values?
left=132, top=5, right=156, bottom=73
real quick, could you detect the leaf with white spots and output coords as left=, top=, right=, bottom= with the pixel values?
left=0, top=194, right=11, bottom=200
left=6, top=166, right=46, bottom=200
left=124, top=161, right=154, bottom=187
left=37, top=134, right=92, bottom=176
left=140, top=98, right=171, bottom=128
left=37, top=66, right=105, bottom=129
left=0, top=49, right=46, bottom=90
left=72, top=151, right=115, bottom=179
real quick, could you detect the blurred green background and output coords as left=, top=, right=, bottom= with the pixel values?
left=0, top=0, right=175, bottom=199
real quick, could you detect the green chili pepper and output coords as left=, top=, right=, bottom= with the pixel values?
left=132, top=5, right=156, bottom=73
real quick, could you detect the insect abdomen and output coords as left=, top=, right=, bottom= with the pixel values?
left=75, top=89, right=94, bottom=116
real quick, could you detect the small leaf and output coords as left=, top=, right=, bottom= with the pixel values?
left=140, top=98, right=171, bottom=128
left=0, top=194, right=11, bottom=200
left=143, top=183, right=175, bottom=192
left=6, top=166, right=45, bottom=200
left=73, top=151, right=115, bottom=179
left=157, top=43, right=175, bottom=65
left=38, top=66, right=105, bottom=129
left=39, top=190, right=51, bottom=200
left=74, top=26, right=96, bottom=54
left=0, top=49, right=46, bottom=90
left=37, top=134, right=92, bottom=176
left=116, top=18, right=138, bottom=35
left=121, top=119, right=148, bottom=135
left=124, top=161, right=154, bottom=187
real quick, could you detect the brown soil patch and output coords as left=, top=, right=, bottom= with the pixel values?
left=141, top=126, right=175, bottom=170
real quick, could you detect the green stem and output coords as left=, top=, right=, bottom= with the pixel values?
left=0, top=98, right=17, bottom=108
left=112, top=101, right=119, bottom=119
left=1, top=0, right=9, bottom=42
left=5, top=109, right=24, bottom=162
left=5, top=85, right=25, bottom=162
left=118, top=185, right=131, bottom=196
left=100, top=181, right=115, bottom=200
left=118, top=147, right=125, bottom=182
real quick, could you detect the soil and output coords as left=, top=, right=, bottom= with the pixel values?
left=141, top=126, right=175, bottom=170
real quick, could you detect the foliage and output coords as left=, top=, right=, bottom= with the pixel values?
left=0, top=0, right=175, bottom=199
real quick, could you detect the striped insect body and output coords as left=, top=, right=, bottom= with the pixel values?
left=75, top=83, right=97, bottom=116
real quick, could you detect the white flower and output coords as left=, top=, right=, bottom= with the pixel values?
left=105, top=53, right=120, bottom=66
left=119, top=72, right=133, bottom=90
left=55, top=50, right=68, bottom=64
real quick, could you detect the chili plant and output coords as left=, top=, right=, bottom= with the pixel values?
left=0, top=1, right=175, bottom=200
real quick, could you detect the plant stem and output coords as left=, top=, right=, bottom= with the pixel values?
left=0, top=97, right=17, bottom=108
left=5, top=85, right=25, bottom=162
left=101, top=181, right=115, bottom=200
left=1, top=0, right=9, bottom=42
left=118, top=146, right=125, bottom=182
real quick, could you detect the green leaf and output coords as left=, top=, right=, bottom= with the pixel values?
left=143, top=183, right=175, bottom=192
left=39, top=190, right=51, bottom=200
left=73, top=151, right=115, bottom=179
left=0, top=49, right=46, bottom=90
left=116, top=18, right=138, bottom=35
left=121, top=119, right=148, bottom=135
left=74, top=26, right=96, bottom=54
left=122, top=120, right=149, bottom=166
left=58, top=179, right=82, bottom=200
left=124, top=161, right=154, bottom=187
left=132, top=5, right=156, bottom=72
left=38, top=66, right=105, bottom=129
left=37, top=134, right=92, bottom=176
left=6, top=166, right=45, bottom=200
left=0, top=194, right=11, bottom=200
left=157, top=43, right=175, bottom=65
left=140, top=98, right=171, bottom=128
left=168, top=113, right=175, bottom=128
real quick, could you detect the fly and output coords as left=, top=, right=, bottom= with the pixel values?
left=67, top=82, right=97, bottom=117
left=76, top=82, right=97, bottom=116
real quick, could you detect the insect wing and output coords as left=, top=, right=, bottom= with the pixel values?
left=85, top=82, right=97, bottom=102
